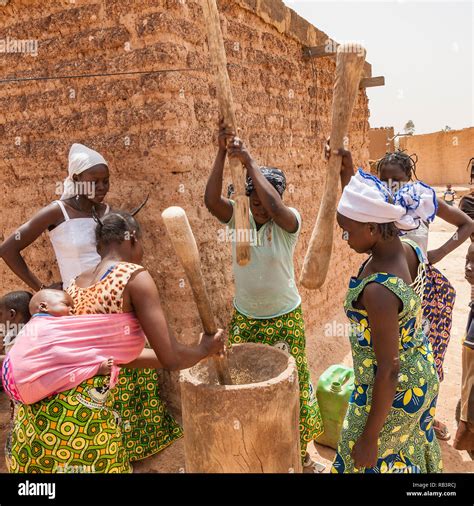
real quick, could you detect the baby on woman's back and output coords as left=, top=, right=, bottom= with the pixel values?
left=29, top=289, right=113, bottom=375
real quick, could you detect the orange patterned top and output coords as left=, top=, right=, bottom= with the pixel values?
left=67, top=261, right=144, bottom=315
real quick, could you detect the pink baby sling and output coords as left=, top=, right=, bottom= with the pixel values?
left=1, top=313, right=146, bottom=404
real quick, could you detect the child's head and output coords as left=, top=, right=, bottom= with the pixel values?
left=29, top=289, right=74, bottom=317
left=377, top=151, right=417, bottom=190
left=465, top=243, right=474, bottom=286
left=0, top=291, right=33, bottom=337
left=446, top=184, right=452, bottom=190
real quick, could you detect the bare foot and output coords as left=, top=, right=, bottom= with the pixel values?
left=433, top=419, right=451, bottom=441
left=97, top=357, right=114, bottom=376
left=303, top=453, right=326, bottom=473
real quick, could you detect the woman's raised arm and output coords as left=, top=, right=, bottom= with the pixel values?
left=428, top=198, right=474, bottom=264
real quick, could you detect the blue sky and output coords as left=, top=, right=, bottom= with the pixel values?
left=284, top=0, right=473, bottom=135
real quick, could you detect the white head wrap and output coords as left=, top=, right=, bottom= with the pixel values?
left=61, top=143, right=108, bottom=199
left=337, top=169, right=437, bottom=231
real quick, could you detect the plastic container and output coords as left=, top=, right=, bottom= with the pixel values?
left=315, top=364, right=355, bottom=449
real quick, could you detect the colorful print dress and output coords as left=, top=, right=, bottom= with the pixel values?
left=331, top=272, right=442, bottom=474
left=228, top=305, right=324, bottom=458
left=422, top=265, right=456, bottom=382
left=68, top=262, right=183, bottom=462
left=401, top=233, right=456, bottom=381
left=9, top=371, right=130, bottom=473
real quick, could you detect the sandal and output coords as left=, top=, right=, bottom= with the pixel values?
left=433, top=419, right=451, bottom=441
left=303, top=454, right=326, bottom=473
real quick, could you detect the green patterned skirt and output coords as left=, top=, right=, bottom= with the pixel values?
left=228, top=305, right=324, bottom=457
left=9, top=375, right=130, bottom=473
left=111, top=368, right=183, bottom=462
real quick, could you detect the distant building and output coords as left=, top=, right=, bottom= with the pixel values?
left=399, top=127, right=474, bottom=185
left=368, top=127, right=395, bottom=173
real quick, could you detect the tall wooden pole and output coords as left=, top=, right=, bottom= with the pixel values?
left=300, top=44, right=366, bottom=289
left=202, top=0, right=251, bottom=266
left=162, top=206, right=232, bottom=385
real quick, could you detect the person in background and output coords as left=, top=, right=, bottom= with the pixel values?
left=0, top=290, right=33, bottom=470
left=467, top=157, right=474, bottom=185
left=0, top=291, right=33, bottom=355
left=453, top=242, right=474, bottom=456
left=460, top=191, right=474, bottom=241
left=455, top=192, right=474, bottom=456
left=460, top=191, right=474, bottom=303
left=443, top=184, right=456, bottom=206
left=377, top=151, right=474, bottom=441
left=0, top=143, right=110, bottom=291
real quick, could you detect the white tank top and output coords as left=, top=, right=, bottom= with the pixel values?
left=48, top=200, right=110, bottom=288
left=403, top=220, right=429, bottom=257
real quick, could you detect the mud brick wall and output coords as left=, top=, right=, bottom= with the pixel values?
left=399, top=127, right=474, bottom=186
left=0, top=0, right=370, bottom=410
left=368, top=126, right=394, bottom=160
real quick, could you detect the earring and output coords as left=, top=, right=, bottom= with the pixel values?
left=75, top=194, right=80, bottom=201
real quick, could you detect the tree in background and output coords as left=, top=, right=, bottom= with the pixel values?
left=442, top=125, right=452, bottom=132
left=404, top=120, right=415, bottom=135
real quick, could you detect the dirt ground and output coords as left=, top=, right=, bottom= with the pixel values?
left=1, top=210, right=472, bottom=474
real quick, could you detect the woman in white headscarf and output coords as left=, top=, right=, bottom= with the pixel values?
left=331, top=169, right=442, bottom=473
left=1, top=143, right=110, bottom=290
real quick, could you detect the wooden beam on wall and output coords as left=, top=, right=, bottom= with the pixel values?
left=303, top=45, right=336, bottom=58
left=359, top=76, right=385, bottom=89
left=303, top=44, right=372, bottom=78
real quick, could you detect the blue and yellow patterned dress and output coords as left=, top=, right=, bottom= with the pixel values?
left=331, top=271, right=442, bottom=473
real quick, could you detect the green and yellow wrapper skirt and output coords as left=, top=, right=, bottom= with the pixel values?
left=112, top=368, right=183, bottom=462
left=228, top=305, right=324, bottom=458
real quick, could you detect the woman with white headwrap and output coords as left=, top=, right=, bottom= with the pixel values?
left=376, top=152, right=474, bottom=441
left=0, top=143, right=110, bottom=290
left=331, top=169, right=442, bottom=474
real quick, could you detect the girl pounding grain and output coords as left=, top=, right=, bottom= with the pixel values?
left=332, top=170, right=442, bottom=473
left=205, top=122, right=327, bottom=471
left=378, top=152, right=474, bottom=440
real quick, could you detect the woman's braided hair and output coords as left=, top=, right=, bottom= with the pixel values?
left=92, top=195, right=148, bottom=246
left=93, top=211, right=141, bottom=246
left=374, top=150, right=419, bottom=239
left=376, top=222, right=399, bottom=241
left=376, top=150, right=419, bottom=180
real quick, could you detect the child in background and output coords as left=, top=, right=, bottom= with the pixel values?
left=443, top=184, right=456, bottom=206
left=0, top=291, right=33, bottom=355
left=453, top=243, right=474, bottom=456
left=0, top=291, right=32, bottom=470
